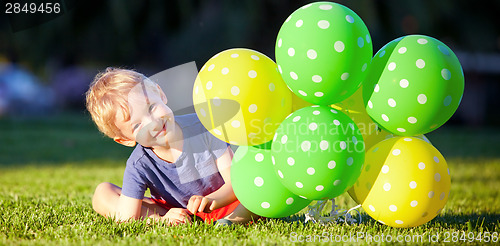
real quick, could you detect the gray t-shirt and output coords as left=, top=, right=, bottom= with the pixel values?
left=121, top=114, right=229, bottom=208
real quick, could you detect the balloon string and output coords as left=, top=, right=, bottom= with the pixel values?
left=304, top=198, right=362, bottom=225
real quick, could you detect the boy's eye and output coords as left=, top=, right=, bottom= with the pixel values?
left=148, top=104, right=156, bottom=113
left=133, top=123, right=141, bottom=132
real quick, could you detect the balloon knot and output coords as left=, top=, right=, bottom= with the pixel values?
left=304, top=198, right=362, bottom=225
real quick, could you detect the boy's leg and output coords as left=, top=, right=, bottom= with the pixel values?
left=221, top=203, right=260, bottom=224
left=92, top=182, right=168, bottom=220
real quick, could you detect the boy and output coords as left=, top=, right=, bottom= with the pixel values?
left=86, top=67, right=256, bottom=225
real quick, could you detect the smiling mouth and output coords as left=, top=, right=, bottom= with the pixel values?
left=153, top=122, right=167, bottom=138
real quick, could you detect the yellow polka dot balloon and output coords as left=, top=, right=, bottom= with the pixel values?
left=193, top=48, right=292, bottom=146
left=291, top=91, right=314, bottom=112
left=331, top=86, right=393, bottom=150
left=348, top=134, right=432, bottom=204
left=352, top=137, right=450, bottom=228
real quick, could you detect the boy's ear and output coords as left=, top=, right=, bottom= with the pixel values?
left=113, top=137, right=136, bottom=147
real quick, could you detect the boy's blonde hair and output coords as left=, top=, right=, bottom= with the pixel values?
left=86, top=67, right=146, bottom=138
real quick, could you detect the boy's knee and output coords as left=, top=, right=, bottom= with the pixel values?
left=92, top=182, right=119, bottom=212
left=94, top=182, right=114, bottom=195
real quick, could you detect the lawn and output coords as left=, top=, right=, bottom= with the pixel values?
left=0, top=113, right=499, bottom=245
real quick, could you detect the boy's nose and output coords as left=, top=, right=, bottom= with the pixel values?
left=136, top=116, right=160, bottom=134
left=151, top=118, right=164, bottom=132
left=141, top=117, right=162, bottom=134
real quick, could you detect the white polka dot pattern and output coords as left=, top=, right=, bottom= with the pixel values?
left=271, top=105, right=365, bottom=200
left=275, top=1, right=373, bottom=105
left=230, top=146, right=311, bottom=218
left=193, top=48, right=293, bottom=146
left=353, top=137, right=450, bottom=228
left=363, top=35, right=464, bottom=136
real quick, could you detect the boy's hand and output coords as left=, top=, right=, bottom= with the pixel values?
left=161, top=208, right=192, bottom=225
left=187, top=195, right=216, bottom=214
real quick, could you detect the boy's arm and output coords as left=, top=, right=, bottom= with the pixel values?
left=187, top=146, right=237, bottom=214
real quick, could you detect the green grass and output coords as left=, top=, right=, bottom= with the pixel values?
left=0, top=113, right=499, bottom=245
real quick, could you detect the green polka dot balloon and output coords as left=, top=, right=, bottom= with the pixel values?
left=271, top=106, right=365, bottom=200
left=275, top=2, right=372, bottom=105
left=231, top=145, right=311, bottom=218
left=363, top=35, right=464, bottom=136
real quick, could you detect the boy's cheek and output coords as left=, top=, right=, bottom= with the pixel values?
left=135, top=124, right=168, bottom=147
left=135, top=124, right=155, bottom=146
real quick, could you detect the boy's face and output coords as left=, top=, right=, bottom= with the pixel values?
left=114, top=78, right=176, bottom=148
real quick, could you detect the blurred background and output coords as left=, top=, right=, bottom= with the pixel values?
left=0, top=0, right=499, bottom=164
left=1, top=0, right=499, bottom=124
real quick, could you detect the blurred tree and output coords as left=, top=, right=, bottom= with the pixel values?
left=1, top=0, right=499, bottom=72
